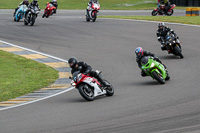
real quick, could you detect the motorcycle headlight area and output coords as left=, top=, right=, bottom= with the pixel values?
left=150, top=62, right=155, bottom=68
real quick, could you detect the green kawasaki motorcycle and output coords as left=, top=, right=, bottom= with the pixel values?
left=141, top=56, right=170, bottom=84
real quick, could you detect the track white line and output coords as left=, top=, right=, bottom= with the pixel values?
left=0, top=40, right=74, bottom=111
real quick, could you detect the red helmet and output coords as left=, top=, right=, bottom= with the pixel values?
left=135, top=47, right=144, bottom=58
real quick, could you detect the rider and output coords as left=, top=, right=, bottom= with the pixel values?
left=157, top=22, right=179, bottom=51
left=157, top=0, right=171, bottom=13
left=13, top=0, right=29, bottom=16
left=25, top=0, right=40, bottom=19
left=86, top=0, right=99, bottom=16
left=135, top=47, right=167, bottom=77
left=49, top=0, right=58, bottom=14
left=68, top=57, right=109, bottom=87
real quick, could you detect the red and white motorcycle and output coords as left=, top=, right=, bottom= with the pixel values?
left=152, top=4, right=176, bottom=16
left=86, top=1, right=100, bottom=22
left=70, top=70, right=114, bottom=101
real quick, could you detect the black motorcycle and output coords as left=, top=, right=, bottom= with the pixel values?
left=164, top=32, right=183, bottom=58
left=24, top=6, right=40, bottom=26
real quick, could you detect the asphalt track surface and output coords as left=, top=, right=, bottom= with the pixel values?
left=0, top=10, right=200, bottom=133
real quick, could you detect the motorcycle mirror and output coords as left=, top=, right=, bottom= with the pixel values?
left=69, top=77, right=72, bottom=79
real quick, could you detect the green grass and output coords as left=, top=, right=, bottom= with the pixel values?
left=0, top=0, right=195, bottom=10
left=0, top=50, right=58, bottom=102
left=99, top=16, right=200, bottom=25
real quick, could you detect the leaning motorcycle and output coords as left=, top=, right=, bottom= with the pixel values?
left=152, top=4, right=176, bottom=16
left=70, top=70, right=114, bottom=101
left=164, top=32, right=183, bottom=58
left=14, top=5, right=28, bottom=22
left=24, top=6, right=40, bottom=26
left=86, top=2, right=100, bottom=22
left=141, top=56, right=170, bottom=84
left=42, top=2, right=56, bottom=18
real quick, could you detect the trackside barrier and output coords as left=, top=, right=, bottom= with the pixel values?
left=186, top=7, right=200, bottom=16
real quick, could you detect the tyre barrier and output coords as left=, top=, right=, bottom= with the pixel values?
left=186, top=7, right=199, bottom=16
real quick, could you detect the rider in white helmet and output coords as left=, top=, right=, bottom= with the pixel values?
left=50, top=0, right=58, bottom=14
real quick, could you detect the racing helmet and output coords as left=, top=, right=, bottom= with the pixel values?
left=135, top=47, right=144, bottom=58
left=23, top=0, right=29, bottom=5
left=33, top=0, right=38, bottom=4
left=53, top=0, right=57, bottom=3
left=68, top=57, right=78, bottom=68
left=158, top=22, right=165, bottom=30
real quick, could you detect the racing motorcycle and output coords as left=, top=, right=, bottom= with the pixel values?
left=86, top=1, right=100, bottom=22
left=14, top=5, right=28, bottom=22
left=70, top=70, right=114, bottom=101
left=24, top=5, right=40, bottom=26
left=141, top=56, right=170, bottom=84
left=152, top=4, right=176, bottom=16
left=164, top=32, right=183, bottom=58
left=42, top=2, right=56, bottom=18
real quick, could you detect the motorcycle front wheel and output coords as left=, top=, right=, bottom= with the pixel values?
left=78, top=84, right=94, bottom=101
left=152, top=71, right=165, bottom=84
left=92, top=12, right=97, bottom=22
left=30, top=15, right=36, bottom=26
left=152, top=10, right=158, bottom=16
left=174, top=46, right=184, bottom=58
left=103, top=80, right=114, bottom=96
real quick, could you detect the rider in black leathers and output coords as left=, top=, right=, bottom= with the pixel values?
left=135, top=47, right=166, bottom=77
left=68, top=57, right=109, bottom=87
left=25, top=0, right=40, bottom=19
left=157, top=22, right=180, bottom=51
left=158, top=0, right=171, bottom=13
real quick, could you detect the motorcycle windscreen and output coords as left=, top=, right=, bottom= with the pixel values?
left=141, top=56, right=149, bottom=65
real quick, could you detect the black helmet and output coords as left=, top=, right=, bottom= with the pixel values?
left=158, top=22, right=165, bottom=30
left=33, top=0, right=38, bottom=4
left=23, top=0, right=29, bottom=5
left=68, top=57, right=77, bottom=68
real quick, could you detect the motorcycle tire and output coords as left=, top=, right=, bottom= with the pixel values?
left=86, top=16, right=90, bottom=22
left=103, top=80, right=114, bottom=96
left=16, top=13, right=21, bottom=22
left=165, top=72, right=170, bottom=80
left=14, top=17, right=16, bottom=21
left=42, top=13, right=45, bottom=18
left=174, top=46, right=184, bottom=58
left=24, top=19, right=28, bottom=25
left=92, top=12, right=97, bottom=22
left=166, top=9, right=174, bottom=16
left=152, top=71, right=165, bottom=84
left=78, top=84, right=94, bottom=101
left=30, top=15, right=36, bottom=26
left=152, top=10, right=158, bottom=16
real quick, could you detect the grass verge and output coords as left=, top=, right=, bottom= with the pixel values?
left=0, top=50, right=58, bottom=102
left=99, top=16, right=200, bottom=25
left=0, top=0, right=194, bottom=10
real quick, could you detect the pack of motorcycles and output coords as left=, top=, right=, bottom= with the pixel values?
left=13, top=2, right=183, bottom=101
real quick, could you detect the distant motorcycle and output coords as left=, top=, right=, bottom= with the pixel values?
left=42, top=2, right=56, bottom=18
left=152, top=4, right=176, bottom=16
left=141, top=56, right=170, bottom=84
left=86, top=1, right=100, bottom=22
left=14, top=5, right=28, bottom=22
left=164, top=32, right=183, bottom=58
left=24, top=5, right=40, bottom=26
left=70, top=70, right=114, bottom=101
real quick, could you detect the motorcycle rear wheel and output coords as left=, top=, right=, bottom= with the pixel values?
left=166, top=9, right=174, bottom=16
left=78, top=84, right=94, bottom=101
left=152, top=71, right=165, bottom=84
